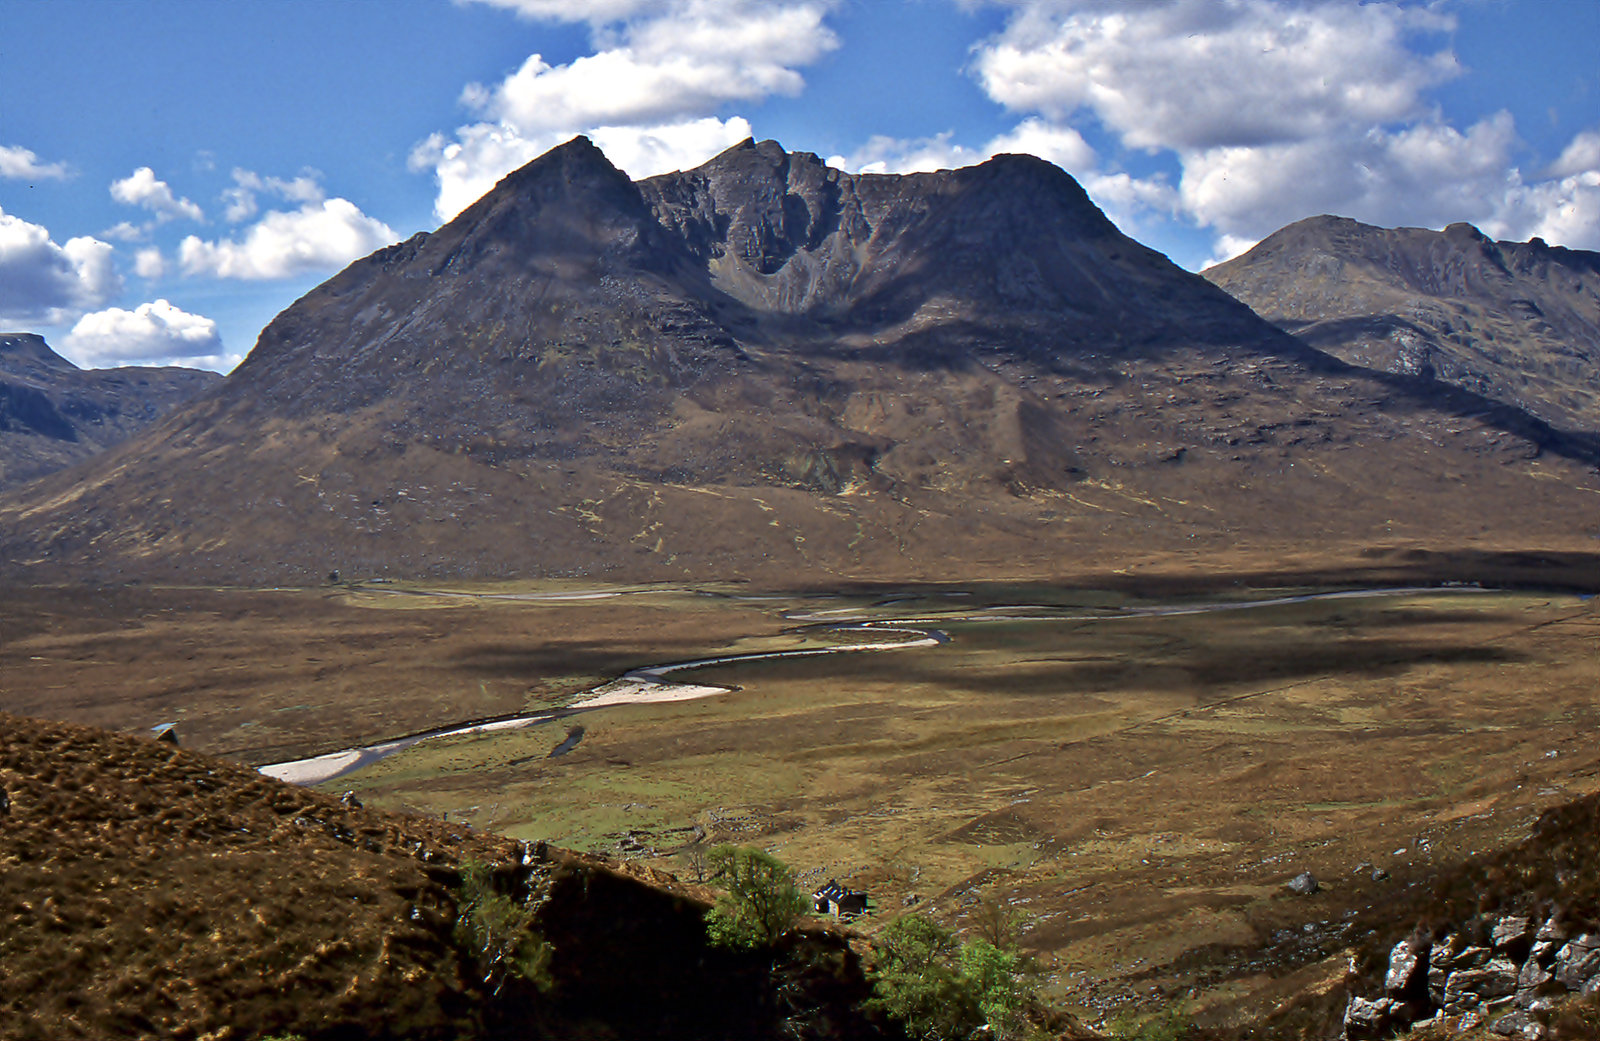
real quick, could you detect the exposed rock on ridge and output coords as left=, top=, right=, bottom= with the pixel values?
left=1204, top=215, right=1600, bottom=432
left=3, top=139, right=1598, bottom=585
left=640, top=138, right=1270, bottom=354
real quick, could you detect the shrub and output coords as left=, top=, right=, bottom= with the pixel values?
left=703, top=844, right=809, bottom=949
left=1104, top=1005, right=1193, bottom=1041
left=453, top=859, right=553, bottom=996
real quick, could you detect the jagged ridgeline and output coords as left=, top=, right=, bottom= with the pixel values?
left=2, top=138, right=1597, bottom=584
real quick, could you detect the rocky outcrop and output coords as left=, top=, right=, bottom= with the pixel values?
left=1344, top=912, right=1600, bottom=1039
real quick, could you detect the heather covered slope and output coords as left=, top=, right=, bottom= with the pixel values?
left=2, top=141, right=1598, bottom=586
left=0, top=332, right=220, bottom=491
left=1204, top=216, right=1600, bottom=432
left=0, top=711, right=895, bottom=1041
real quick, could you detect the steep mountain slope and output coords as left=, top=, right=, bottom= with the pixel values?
left=1, top=140, right=1597, bottom=585
left=1204, top=215, right=1600, bottom=432
left=0, top=333, right=221, bottom=491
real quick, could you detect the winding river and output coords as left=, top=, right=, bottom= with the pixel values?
left=258, top=585, right=1484, bottom=786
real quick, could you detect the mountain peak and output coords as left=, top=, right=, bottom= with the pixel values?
left=0, top=333, right=75, bottom=371
left=1205, top=214, right=1600, bottom=432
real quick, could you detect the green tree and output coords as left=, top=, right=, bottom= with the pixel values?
left=453, top=859, right=554, bottom=996
left=868, top=912, right=1041, bottom=1041
left=868, top=914, right=982, bottom=1040
left=703, top=844, right=809, bottom=949
left=959, top=938, right=1031, bottom=1035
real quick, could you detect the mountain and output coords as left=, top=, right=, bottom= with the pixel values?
left=0, top=332, right=222, bottom=491
left=1204, top=215, right=1600, bottom=433
left=2, top=139, right=1597, bottom=585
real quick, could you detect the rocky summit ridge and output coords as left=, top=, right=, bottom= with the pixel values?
left=2, top=138, right=1598, bottom=585
left=1204, top=215, right=1600, bottom=434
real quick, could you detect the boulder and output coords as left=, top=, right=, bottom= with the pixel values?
left=1385, top=939, right=1429, bottom=999
left=1342, top=995, right=1396, bottom=1040
left=1492, top=916, right=1533, bottom=960
left=1517, top=955, right=1554, bottom=997
left=1286, top=871, right=1320, bottom=895
left=1535, top=916, right=1569, bottom=943
left=1443, top=959, right=1519, bottom=1011
left=1552, top=935, right=1600, bottom=990
left=1489, top=1007, right=1546, bottom=1039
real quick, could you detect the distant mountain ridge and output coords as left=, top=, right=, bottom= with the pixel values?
left=0, top=333, right=221, bottom=491
left=1204, top=215, right=1600, bottom=433
left=2, top=139, right=1597, bottom=585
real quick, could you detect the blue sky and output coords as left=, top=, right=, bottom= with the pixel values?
left=2, top=0, right=1596, bottom=372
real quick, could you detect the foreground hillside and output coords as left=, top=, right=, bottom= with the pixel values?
left=2, top=140, right=1597, bottom=586
left=1205, top=217, right=1600, bottom=433
left=0, top=332, right=220, bottom=492
left=0, top=711, right=892, bottom=1041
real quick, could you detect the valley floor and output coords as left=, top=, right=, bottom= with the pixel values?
left=3, top=554, right=1597, bottom=1029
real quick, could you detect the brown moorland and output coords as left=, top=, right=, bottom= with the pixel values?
left=4, top=560, right=1595, bottom=1033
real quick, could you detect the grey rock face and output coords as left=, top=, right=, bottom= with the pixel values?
left=1368, top=912, right=1600, bottom=1040
left=1205, top=214, right=1600, bottom=433
left=1552, top=935, right=1600, bottom=990
left=1492, top=916, right=1532, bottom=958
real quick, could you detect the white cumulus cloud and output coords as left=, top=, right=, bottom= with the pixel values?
left=0, top=145, right=72, bottom=181
left=110, top=167, right=205, bottom=224
left=60, top=298, right=226, bottom=369
left=178, top=198, right=397, bottom=280
left=415, top=0, right=838, bottom=223
left=221, top=167, right=326, bottom=223
left=0, top=207, right=121, bottom=326
left=134, top=247, right=166, bottom=279
left=457, top=0, right=656, bottom=23
left=1549, top=128, right=1600, bottom=180
left=100, top=221, right=147, bottom=243
left=971, top=0, right=1599, bottom=259
left=974, top=0, right=1458, bottom=152
left=471, top=2, right=834, bottom=133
